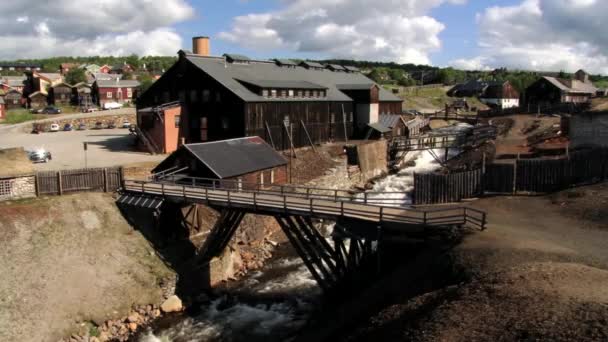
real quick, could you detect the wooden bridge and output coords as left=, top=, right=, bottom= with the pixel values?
left=118, top=177, right=487, bottom=292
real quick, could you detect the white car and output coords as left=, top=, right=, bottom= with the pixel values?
left=103, top=102, right=123, bottom=110
left=49, top=123, right=60, bottom=132
left=122, top=120, right=131, bottom=128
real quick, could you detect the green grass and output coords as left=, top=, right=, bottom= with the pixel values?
left=2, top=109, right=40, bottom=124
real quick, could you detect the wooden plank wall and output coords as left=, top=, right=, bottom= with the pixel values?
left=414, top=148, right=608, bottom=204
left=413, top=169, right=483, bottom=205
left=36, top=167, right=123, bottom=196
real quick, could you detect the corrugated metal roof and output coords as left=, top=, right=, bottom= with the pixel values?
left=238, top=79, right=327, bottom=89
left=183, top=136, right=288, bottom=179
left=367, top=122, right=391, bottom=133
left=379, top=114, right=404, bottom=129
left=543, top=77, right=597, bottom=94
left=336, top=83, right=375, bottom=90
left=185, top=54, right=402, bottom=103
left=343, top=65, right=360, bottom=72
left=274, top=59, right=297, bottom=66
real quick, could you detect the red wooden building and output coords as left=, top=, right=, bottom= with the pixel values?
left=93, top=80, right=140, bottom=106
left=0, top=96, right=5, bottom=120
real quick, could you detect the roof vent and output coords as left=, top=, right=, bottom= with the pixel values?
left=223, top=54, right=251, bottom=64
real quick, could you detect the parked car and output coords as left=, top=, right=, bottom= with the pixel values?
left=94, top=121, right=104, bottom=130
left=31, top=123, right=44, bottom=134
left=107, top=121, right=116, bottom=129
left=81, top=106, right=99, bottom=113
left=33, top=106, right=62, bottom=114
left=28, top=149, right=52, bottom=163
left=49, top=123, right=60, bottom=132
left=121, top=120, right=131, bottom=128
left=103, top=102, right=123, bottom=110
left=63, top=123, right=73, bottom=131
left=77, top=122, right=87, bottom=130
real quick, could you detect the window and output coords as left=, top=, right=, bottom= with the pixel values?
left=127, top=88, right=133, bottom=98
left=0, top=179, right=11, bottom=196
left=222, top=117, right=230, bottom=130
left=313, top=90, right=318, bottom=98
left=297, top=90, right=303, bottom=97
left=330, top=113, right=335, bottom=123
left=174, top=115, right=181, bottom=128
left=304, top=90, right=310, bottom=98
left=107, top=92, right=112, bottom=99
left=260, top=172, right=264, bottom=186
left=270, top=170, right=275, bottom=184
left=271, top=89, right=277, bottom=98
left=281, top=90, right=287, bottom=98
left=262, top=89, right=269, bottom=97
left=203, top=90, right=210, bottom=102
left=288, top=90, right=294, bottom=97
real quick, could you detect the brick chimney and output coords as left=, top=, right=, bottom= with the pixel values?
left=193, top=36, right=210, bottom=56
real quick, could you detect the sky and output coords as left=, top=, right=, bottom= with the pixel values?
left=1, top=0, right=608, bottom=74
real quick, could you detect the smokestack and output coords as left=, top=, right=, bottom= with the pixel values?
left=193, top=36, right=210, bottom=56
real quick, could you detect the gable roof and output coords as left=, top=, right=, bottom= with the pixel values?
left=379, top=114, right=406, bottom=129
left=274, top=59, right=297, bottom=67
left=93, top=73, right=121, bottom=81
left=299, top=61, right=324, bottom=69
left=183, top=137, right=287, bottom=179
left=36, top=73, right=62, bottom=82
left=367, top=122, right=391, bottom=134
left=543, top=76, right=597, bottom=94
left=183, top=53, right=402, bottom=103
left=343, top=65, right=360, bottom=73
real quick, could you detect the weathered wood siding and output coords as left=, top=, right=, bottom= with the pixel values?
left=413, top=169, right=483, bottom=205
left=36, top=167, right=122, bottom=195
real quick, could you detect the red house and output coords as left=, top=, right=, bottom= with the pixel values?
left=99, top=65, right=111, bottom=74
left=93, top=80, right=140, bottom=106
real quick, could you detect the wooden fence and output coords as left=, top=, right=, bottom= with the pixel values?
left=36, top=167, right=123, bottom=196
left=478, top=102, right=590, bottom=118
left=413, top=148, right=608, bottom=204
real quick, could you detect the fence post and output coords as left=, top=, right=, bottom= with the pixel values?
left=512, top=161, right=518, bottom=194
left=57, top=171, right=63, bottom=196
left=103, top=168, right=108, bottom=193
left=35, top=173, right=40, bottom=197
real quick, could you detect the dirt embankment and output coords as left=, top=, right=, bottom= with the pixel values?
left=0, top=193, right=174, bottom=342
left=340, top=183, right=608, bottom=342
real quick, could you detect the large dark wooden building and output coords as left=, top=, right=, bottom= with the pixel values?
left=137, top=43, right=403, bottom=153
left=525, top=76, right=597, bottom=105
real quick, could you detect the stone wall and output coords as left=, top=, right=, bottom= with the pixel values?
left=35, top=113, right=136, bottom=132
left=0, top=176, right=36, bottom=201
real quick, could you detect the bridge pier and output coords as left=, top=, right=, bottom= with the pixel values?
left=197, top=210, right=245, bottom=263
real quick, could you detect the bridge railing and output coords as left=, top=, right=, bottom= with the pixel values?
left=122, top=179, right=487, bottom=231
left=153, top=174, right=410, bottom=207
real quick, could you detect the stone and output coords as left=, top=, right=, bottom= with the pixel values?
left=90, top=337, right=100, bottom=342
left=127, top=313, right=141, bottom=323
left=153, top=309, right=161, bottom=318
left=98, top=332, right=110, bottom=342
left=160, top=295, right=183, bottom=313
left=128, top=323, right=138, bottom=331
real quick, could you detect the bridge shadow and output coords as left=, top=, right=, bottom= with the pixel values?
left=116, top=202, right=213, bottom=299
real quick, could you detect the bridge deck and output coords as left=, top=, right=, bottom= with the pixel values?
left=122, top=180, right=487, bottom=231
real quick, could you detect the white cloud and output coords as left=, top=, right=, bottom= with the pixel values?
left=219, top=0, right=466, bottom=65
left=455, top=0, right=608, bottom=74
left=0, top=0, right=194, bottom=59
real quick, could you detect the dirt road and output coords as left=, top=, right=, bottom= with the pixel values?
left=342, top=183, right=608, bottom=341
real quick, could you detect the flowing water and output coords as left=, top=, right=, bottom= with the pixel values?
left=137, top=151, right=444, bottom=342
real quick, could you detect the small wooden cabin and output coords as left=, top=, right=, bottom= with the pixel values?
left=51, top=82, right=73, bottom=105
left=379, top=114, right=408, bottom=138
left=4, top=89, right=23, bottom=109
left=0, top=96, right=5, bottom=120
left=28, top=91, right=48, bottom=109
left=152, top=137, right=288, bottom=190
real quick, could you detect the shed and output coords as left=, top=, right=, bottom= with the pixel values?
left=153, top=137, right=288, bottom=189
left=379, top=114, right=408, bottom=137
left=28, top=91, right=48, bottom=109
left=0, top=147, right=36, bottom=201
left=365, top=122, right=392, bottom=140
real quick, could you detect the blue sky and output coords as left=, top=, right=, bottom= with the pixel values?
left=2, top=0, right=608, bottom=73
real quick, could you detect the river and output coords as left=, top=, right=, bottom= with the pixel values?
left=137, top=150, right=442, bottom=342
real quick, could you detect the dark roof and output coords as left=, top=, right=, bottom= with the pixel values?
left=238, top=79, right=327, bottom=90
left=274, top=59, right=297, bottom=67
left=183, top=137, right=287, bottom=178
left=299, top=61, right=324, bottom=69
left=336, top=83, right=375, bottom=90
left=343, top=66, right=360, bottom=72
left=481, top=81, right=519, bottom=99
left=327, top=64, right=346, bottom=71
left=367, top=122, right=391, bottom=133
left=183, top=53, right=402, bottom=103
left=379, top=114, right=405, bottom=129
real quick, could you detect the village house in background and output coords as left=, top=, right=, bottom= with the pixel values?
left=1, top=76, right=26, bottom=93
left=4, top=89, right=23, bottom=109
left=34, top=72, right=63, bottom=95
left=0, top=148, right=36, bottom=201
left=0, top=96, right=5, bottom=120
left=28, top=91, right=48, bottom=110
left=525, top=69, right=598, bottom=105
left=153, top=136, right=288, bottom=190
left=93, top=79, right=140, bottom=107
left=59, top=63, right=79, bottom=75
left=50, top=82, right=74, bottom=105
left=136, top=36, right=403, bottom=154
left=479, top=81, right=520, bottom=109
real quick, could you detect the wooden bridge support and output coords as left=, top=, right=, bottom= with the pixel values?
left=197, top=210, right=246, bottom=262
left=275, top=215, right=379, bottom=293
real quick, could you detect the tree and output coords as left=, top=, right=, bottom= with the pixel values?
left=65, top=68, right=87, bottom=85
left=138, top=74, right=155, bottom=94
left=122, top=70, right=133, bottom=80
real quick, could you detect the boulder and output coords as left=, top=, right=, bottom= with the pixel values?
left=160, top=295, right=183, bottom=313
